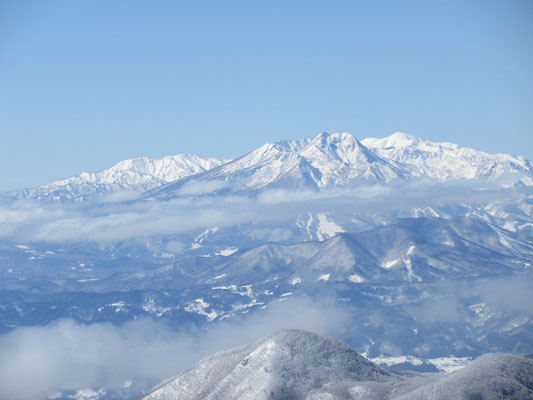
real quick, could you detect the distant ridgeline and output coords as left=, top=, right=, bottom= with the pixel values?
left=8, top=131, right=533, bottom=201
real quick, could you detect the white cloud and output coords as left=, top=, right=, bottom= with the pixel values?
left=177, top=180, right=228, bottom=195
left=165, top=240, right=186, bottom=254
left=0, top=179, right=520, bottom=244
left=0, top=296, right=349, bottom=400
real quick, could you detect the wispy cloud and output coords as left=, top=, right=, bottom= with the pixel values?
left=476, top=273, right=533, bottom=316
left=0, top=179, right=522, bottom=243
left=0, top=296, right=349, bottom=400
left=176, top=180, right=229, bottom=195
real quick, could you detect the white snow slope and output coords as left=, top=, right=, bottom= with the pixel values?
left=7, top=131, right=533, bottom=202
left=149, top=131, right=533, bottom=199
left=361, top=132, right=533, bottom=184
left=141, top=329, right=391, bottom=400
left=8, top=154, right=229, bottom=201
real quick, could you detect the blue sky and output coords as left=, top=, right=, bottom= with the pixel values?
left=1, top=0, right=532, bottom=191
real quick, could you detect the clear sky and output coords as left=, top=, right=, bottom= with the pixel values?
left=1, top=0, right=532, bottom=191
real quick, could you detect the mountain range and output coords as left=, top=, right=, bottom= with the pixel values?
left=7, top=153, right=228, bottom=202
left=6, top=132, right=533, bottom=202
left=150, top=131, right=533, bottom=200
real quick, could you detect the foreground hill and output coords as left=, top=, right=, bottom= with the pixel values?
left=141, top=329, right=394, bottom=400
left=392, top=353, right=533, bottom=400
left=141, top=329, right=533, bottom=400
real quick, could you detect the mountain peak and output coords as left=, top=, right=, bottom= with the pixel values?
left=142, top=328, right=533, bottom=400
left=145, top=131, right=407, bottom=198
left=387, top=131, right=418, bottom=145
left=361, top=132, right=419, bottom=149
left=301, top=131, right=378, bottom=164
left=312, top=131, right=363, bottom=148
left=141, top=329, right=391, bottom=400
left=315, top=130, right=356, bottom=140
left=260, top=328, right=344, bottom=347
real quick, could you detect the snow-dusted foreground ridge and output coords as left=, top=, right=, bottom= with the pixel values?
left=141, top=329, right=533, bottom=400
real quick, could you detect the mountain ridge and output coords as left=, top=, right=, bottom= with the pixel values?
left=145, top=131, right=533, bottom=199
left=7, top=131, right=533, bottom=202
left=362, top=132, right=533, bottom=183
left=8, top=153, right=229, bottom=202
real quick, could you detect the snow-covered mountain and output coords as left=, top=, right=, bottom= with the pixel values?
left=7, top=131, right=533, bottom=202
left=393, top=352, right=533, bottom=400
left=148, top=131, right=533, bottom=199
left=147, top=132, right=406, bottom=199
left=362, top=132, right=533, bottom=184
left=141, top=329, right=533, bottom=400
left=141, top=329, right=393, bottom=400
left=188, top=216, right=533, bottom=287
left=8, top=154, right=229, bottom=202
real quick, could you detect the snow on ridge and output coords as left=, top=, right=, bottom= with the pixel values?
left=361, top=132, right=419, bottom=148
left=8, top=153, right=230, bottom=201
left=315, top=213, right=344, bottom=241
left=370, top=354, right=471, bottom=373
left=362, top=132, right=533, bottom=183
left=215, top=248, right=239, bottom=256
left=150, top=131, right=533, bottom=201
left=318, top=273, right=331, bottom=281
left=9, top=131, right=533, bottom=202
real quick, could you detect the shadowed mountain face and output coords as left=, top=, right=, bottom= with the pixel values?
left=191, top=216, right=532, bottom=286
left=141, top=329, right=533, bottom=400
